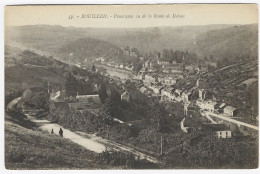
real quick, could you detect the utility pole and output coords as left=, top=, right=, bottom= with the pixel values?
left=107, top=125, right=110, bottom=140
left=160, top=133, right=163, bottom=156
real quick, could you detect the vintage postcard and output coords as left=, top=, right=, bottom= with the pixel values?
left=4, top=4, right=258, bottom=170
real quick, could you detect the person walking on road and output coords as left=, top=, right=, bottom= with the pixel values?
left=51, top=129, right=54, bottom=134
left=59, top=128, right=63, bottom=137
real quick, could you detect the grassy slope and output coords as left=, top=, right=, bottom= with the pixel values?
left=5, top=112, right=118, bottom=169
left=5, top=49, right=68, bottom=95
left=5, top=65, right=65, bottom=93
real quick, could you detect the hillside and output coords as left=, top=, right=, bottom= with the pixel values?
left=6, top=24, right=233, bottom=53
left=55, top=37, right=121, bottom=62
left=200, top=59, right=258, bottom=124
left=5, top=25, right=85, bottom=52
left=99, top=24, right=236, bottom=52
left=4, top=49, right=158, bottom=168
left=6, top=24, right=257, bottom=65
left=194, top=24, right=258, bottom=62
left=5, top=111, right=104, bottom=169
left=5, top=49, right=69, bottom=96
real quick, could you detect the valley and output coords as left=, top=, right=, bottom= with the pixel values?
left=4, top=23, right=258, bottom=169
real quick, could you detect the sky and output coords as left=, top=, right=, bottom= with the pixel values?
left=5, top=4, right=258, bottom=28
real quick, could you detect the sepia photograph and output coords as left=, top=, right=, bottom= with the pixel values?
left=3, top=3, right=259, bottom=170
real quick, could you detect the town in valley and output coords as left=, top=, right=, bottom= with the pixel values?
left=4, top=5, right=259, bottom=170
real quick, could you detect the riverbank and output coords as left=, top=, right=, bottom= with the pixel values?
left=98, top=64, right=133, bottom=79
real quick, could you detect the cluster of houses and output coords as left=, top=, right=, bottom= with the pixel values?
left=70, top=94, right=102, bottom=111
left=49, top=62, right=242, bottom=140
left=136, top=71, right=181, bottom=85
left=143, top=58, right=202, bottom=75
left=138, top=73, right=238, bottom=117
left=71, top=46, right=247, bottom=139
left=136, top=78, right=198, bottom=102
left=134, top=74, right=238, bottom=125
left=49, top=83, right=131, bottom=113
left=94, top=46, right=207, bottom=81
left=180, top=113, right=233, bottom=139
left=196, top=94, right=238, bottom=117
left=120, top=46, right=142, bottom=58
left=49, top=89, right=102, bottom=112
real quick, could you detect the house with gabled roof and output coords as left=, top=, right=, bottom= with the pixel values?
left=224, top=105, right=237, bottom=117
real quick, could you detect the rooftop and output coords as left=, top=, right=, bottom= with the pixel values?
left=76, top=94, right=101, bottom=104
left=205, top=100, right=217, bottom=106
left=224, top=105, right=237, bottom=111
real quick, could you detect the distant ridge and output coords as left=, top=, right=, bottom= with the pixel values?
left=6, top=24, right=258, bottom=64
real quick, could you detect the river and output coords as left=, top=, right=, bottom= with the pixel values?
left=99, top=65, right=133, bottom=80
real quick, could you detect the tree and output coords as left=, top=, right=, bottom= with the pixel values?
left=98, top=82, right=108, bottom=103
left=169, top=49, right=174, bottom=62
left=157, top=52, right=161, bottom=59
left=65, top=73, right=78, bottom=97
left=91, top=65, right=96, bottom=72
left=21, top=89, right=49, bottom=110
left=21, top=89, right=33, bottom=104
left=132, top=59, right=143, bottom=74
left=162, top=49, right=170, bottom=60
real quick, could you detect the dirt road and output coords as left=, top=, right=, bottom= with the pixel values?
left=8, top=97, right=158, bottom=163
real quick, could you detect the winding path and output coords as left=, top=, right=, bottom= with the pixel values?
left=7, top=97, right=158, bottom=163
